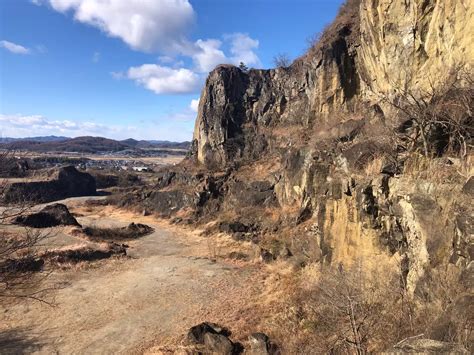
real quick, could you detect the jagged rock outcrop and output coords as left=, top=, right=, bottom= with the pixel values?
left=2, top=166, right=96, bottom=204
left=184, top=0, right=474, bottom=294
left=192, top=0, right=473, bottom=169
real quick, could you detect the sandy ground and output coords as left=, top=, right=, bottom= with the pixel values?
left=0, top=198, right=271, bottom=354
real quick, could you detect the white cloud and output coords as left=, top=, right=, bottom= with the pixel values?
left=190, top=34, right=260, bottom=73
left=119, top=33, right=260, bottom=95
left=0, top=114, right=107, bottom=136
left=0, top=40, right=31, bottom=54
left=190, top=99, right=199, bottom=112
left=126, top=64, right=200, bottom=94
left=158, top=55, right=174, bottom=64
left=225, top=33, right=260, bottom=67
left=39, top=0, right=195, bottom=52
left=0, top=113, right=195, bottom=141
left=92, top=51, right=100, bottom=63
left=192, top=39, right=228, bottom=72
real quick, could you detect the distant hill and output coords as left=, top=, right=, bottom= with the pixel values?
left=146, top=140, right=191, bottom=149
left=0, top=136, right=69, bottom=143
left=0, top=136, right=190, bottom=153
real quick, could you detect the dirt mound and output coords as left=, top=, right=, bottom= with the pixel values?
left=13, top=203, right=81, bottom=228
left=83, top=223, right=154, bottom=241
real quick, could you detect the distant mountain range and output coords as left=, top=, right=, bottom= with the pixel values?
left=0, top=136, right=70, bottom=143
left=0, top=136, right=190, bottom=153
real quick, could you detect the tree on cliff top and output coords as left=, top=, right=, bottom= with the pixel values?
left=238, top=62, right=249, bottom=72
left=273, top=53, right=291, bottom=68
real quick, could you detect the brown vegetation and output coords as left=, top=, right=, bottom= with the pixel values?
left=0, top=151, right=53, bottom=303
left=82, top=223, right=154, bottom=242
left=386, top=67, right=473, bottom=158
left=269, top=263, right=472, bottom=353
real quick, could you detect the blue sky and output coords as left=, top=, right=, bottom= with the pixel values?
left=0, top=0, right=343, bottom=141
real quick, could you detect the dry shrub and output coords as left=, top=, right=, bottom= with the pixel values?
left=415, top=266, right=473, bottom=351
left=386, top=66, right=473, bottom=158
left=271, top=264, right=410, bottom=353
left=403, top=153, right=472, bottom=184
left=206, top=236, right=222, bottom=262
left=268, top=260, right=472, bottom=353
left=305, top=0, right=360, bottom=56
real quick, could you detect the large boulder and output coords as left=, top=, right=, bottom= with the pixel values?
left=13, top=203, right=81, bottom=228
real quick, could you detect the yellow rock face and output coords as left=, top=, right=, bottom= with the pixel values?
left=359, top=0, right=474, bottom=101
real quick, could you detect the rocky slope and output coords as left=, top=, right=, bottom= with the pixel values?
left=184, top=0, right=473, bottom=289
left=128, top=1, right=472, bottom=348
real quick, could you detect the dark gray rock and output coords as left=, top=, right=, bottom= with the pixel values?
left=260, top=249, right=276, bottom=263
left=204, top=332, right=235, bottom=355
left=247, top=333, right=279, bottom=355
left=147, top=190, right=197, bottom=217
left=462, top=176, right=474, bottom=195
left=219, top=221, right=254, bottom=234
left=13, top=203, right=81, bottom=228
left=187, top=322, right=231, bottom=344
left=226, top=180, right=277, bottom=209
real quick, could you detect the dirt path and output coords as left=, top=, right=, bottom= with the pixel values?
left=1, top=199, right=267, bottom=354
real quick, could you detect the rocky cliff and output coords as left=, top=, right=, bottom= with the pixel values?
left=193, top=0, right=473, bottom=168
left=184, top=0, right=473, bottom=293
left=134, top=0, right=473, bottom=311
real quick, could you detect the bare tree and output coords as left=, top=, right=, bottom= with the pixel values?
left=0, top=150, right=53, bottom=305
left=306, top=31, right=323, bottom=51
left=273, top=264, right=414, bottom=354
left=273, top=53, right=291, bottom=68
left=384, top=66, right=473, bottom=158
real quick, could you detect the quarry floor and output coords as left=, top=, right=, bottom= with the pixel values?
left=0, top=197, right=271, bottom=354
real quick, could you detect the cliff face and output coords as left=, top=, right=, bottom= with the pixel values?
left=193, top=7, right=361, bottom=167
left=359, top=0, right=474, bottom=100
left=185, top=0, right=474, bottom=294
left=193, top=0, right=473, bottom=168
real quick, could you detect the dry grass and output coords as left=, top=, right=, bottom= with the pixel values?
left=82, top=223, right=154, bottom=242
left=403, top=153, right=473, bottom=184
left=234, top=157, right=281, bottom=181
left=364, top=155, right=385, bottom=176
